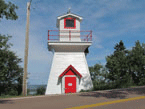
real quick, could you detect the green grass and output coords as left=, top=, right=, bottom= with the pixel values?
left=129, top=85, right=138, bottom=88
left=0, top=95, right=24, bottom=99
left=0, top=94, right=41, bottom=99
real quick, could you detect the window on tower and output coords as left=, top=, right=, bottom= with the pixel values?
left=64, top=18, right=76, bottom=29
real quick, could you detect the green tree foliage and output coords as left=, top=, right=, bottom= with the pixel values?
left=106, top=40, right=145, bottom=88
left=128, top=41, right=145, bottom=85
left=90, top=40, right=145, bottom=90
left=0, top=35, right=23, bottom=95
left=0, top=0, right=22, bottom=96
left=106, top=40, right=133, bottom=88
left=89, top=64, right=109, bottom=90
left=89, top=64, right=103, bottom=82
left=0, top=0, right=18, bottom=20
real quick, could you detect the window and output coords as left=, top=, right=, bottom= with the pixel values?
left=64, top=18, right=76, bottom=29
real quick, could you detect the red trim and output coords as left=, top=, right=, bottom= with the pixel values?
left=48, top=30, right=49, bottom=40
left=64, top=18, right=76, bottom=29
left=59, top=65, right=82, bottom=78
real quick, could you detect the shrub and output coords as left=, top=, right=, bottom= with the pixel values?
left=36, top=86, right=46, bottom=95
left=80, top=89, right=92, bottom=92
left=8, top=88, right=18, bottom=96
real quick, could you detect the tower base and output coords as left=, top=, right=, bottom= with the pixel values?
left=45, top=52, right=93, bottom=95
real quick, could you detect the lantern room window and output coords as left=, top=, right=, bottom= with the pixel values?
left=64, top=18, right=76, bottom=29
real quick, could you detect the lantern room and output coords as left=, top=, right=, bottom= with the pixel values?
left=48, top=10, right=92, bottom=42
left=56, top=11, right=83, bottom=42
left=56, top=11, right=82, bottom=31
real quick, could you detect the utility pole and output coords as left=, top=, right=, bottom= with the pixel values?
left=23, top=1, right=32, bottom=96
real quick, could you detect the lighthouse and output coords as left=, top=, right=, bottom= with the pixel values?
left=45, top=10, right=93, bottom=95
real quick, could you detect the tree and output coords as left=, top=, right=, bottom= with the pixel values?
left=89, top=64, right=103, bottom=82
left=0, top=0, right=18, bottom=20
left=128, top=41, right=145, bottom=85
left=0, top=35, right=23, bottom=95
left=89, top=63, right=109, bottom=90
left=91, top=40, right=145, bottom=91
left=106, top=40, right=132, bottom=88
left=0, top=1, right=22, bottom=95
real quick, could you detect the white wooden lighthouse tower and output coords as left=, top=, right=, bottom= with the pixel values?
left=45, top=10, right=93, bottom=95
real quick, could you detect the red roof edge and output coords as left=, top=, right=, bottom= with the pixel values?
left=59, top=65, right=82, bottom=78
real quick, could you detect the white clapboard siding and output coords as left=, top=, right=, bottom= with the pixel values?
left=45, top=52, right=93, bottom=95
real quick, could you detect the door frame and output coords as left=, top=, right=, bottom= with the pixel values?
left=61, top=75, right=79, bottom=94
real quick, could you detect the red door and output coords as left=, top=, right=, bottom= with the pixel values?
left=65, top=77, right=76, bottom=93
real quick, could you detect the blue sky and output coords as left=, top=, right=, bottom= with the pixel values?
left=0, top=0, right=145, bottom=85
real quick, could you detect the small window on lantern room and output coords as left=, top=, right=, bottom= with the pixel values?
left=64, top=18, right=76, bottom=29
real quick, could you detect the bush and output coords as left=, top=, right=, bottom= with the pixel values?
left=80, top=89, right=92, bottom=92
left=93, top=80, right=119, bottom=91
left=8, top=88, right=18, bottom=96
left=36, top=86, right=46, bottom=95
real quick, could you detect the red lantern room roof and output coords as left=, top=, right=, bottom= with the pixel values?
left=59, top=65, right=82, bottom=78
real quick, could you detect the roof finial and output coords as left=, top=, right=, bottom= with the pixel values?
left=67, top=7, right=71, bottom=14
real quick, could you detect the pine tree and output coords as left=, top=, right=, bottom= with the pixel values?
left=128, top=41, right=145, bottom=85
left=106, top=40, right=131, bottom=88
